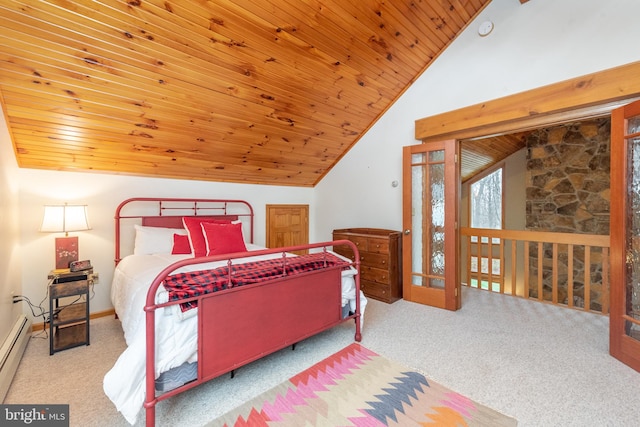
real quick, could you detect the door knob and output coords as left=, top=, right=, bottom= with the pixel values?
left=404, top=229, right=411, bottom=235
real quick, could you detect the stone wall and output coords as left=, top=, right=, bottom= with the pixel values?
left=525, top=118, right=610, bottom=311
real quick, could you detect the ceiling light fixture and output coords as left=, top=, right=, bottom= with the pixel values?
left=478, top=20, right=494, bottom=37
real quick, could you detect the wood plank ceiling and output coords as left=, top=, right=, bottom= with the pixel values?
left=460, top=131, right=528, bottom=182
left=0, top=0, right=493, bottom=187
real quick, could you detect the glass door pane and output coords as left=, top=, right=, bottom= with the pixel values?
left=411, top=152, right=425, bottom=286
left=410, top=151, right=445, bottom=288
left=626, top=131, right=640, bottom=340
left=428, top=152, right=445, bottom=289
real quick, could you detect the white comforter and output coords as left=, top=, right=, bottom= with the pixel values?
left=103, top=244, right=366, bottom=425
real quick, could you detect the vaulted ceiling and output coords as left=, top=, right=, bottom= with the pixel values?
left=0, top=0, right=497, bottom=187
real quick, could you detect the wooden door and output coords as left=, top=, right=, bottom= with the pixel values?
left=402, top=141, right=460, bottom=310
left=610, top=100, right=640, bottom=372
left=266, top=204, right=309, bottom=255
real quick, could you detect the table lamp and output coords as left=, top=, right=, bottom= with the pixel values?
left=40, top=203, right=91, bottom=270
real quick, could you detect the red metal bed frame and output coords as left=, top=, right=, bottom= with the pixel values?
left=115, top=197, right=255, bottom=264
left=113, top=198, right=362, bottom=426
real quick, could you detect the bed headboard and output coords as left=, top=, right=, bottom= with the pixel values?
left=114, top=198, right=254, bottom=264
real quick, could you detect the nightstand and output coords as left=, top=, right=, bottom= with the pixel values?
left=48, top=269, right=92, bottom=355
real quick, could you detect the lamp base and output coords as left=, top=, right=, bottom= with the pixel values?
left=55, top=236, right=79, bottom=270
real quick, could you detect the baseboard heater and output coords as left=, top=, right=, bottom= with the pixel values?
left=0, top=315, right=32, bottom=401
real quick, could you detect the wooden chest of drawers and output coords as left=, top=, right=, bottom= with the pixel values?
left=332, top=228, right=402, bottom=303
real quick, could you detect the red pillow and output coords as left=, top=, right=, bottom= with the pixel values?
left=182, top=217, right=232, bottom=257
left=171, top=234, right=192, bottom=255
left=201, top=222, right=247, bottom=256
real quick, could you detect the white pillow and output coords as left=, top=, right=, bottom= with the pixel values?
left=133, top=225, right=187, bottom=255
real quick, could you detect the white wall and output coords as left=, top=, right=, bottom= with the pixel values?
left=0, top=107, right=22, bottom=344
left=17, top=170, right=312, bottom=319
left=314, top=0, right=640, bottom=239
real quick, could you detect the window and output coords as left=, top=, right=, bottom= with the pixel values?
left=470, top=167, right=503, bottom=231
left=468, top=167, right=504, bottom=292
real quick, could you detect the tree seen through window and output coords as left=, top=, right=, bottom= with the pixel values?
left=471, top=168, right=502, bottom=230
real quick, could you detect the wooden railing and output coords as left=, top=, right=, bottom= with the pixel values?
left=460, top=227, right=610, bottom=315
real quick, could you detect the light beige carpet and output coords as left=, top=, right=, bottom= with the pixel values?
left=5, top=288, right=639, bottom=426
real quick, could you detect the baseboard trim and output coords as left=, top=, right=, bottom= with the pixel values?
left=0, top=315, right=31, bottom=401
left=30, top=308, right=116, bottom=332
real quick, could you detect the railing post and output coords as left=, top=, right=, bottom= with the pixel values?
left=537, top=242, right=543, bottom=301
left=584, top=247, right=592, bottom=311
left=567, top=245, right=574, bottom=308
left=552, top=243, right=558, bottom=304
left=510, top=240, right=517, bottom=296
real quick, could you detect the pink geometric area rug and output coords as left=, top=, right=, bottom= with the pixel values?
left=209, top=343, right=517, bottom=426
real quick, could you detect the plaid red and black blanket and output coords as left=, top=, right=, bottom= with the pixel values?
left=163, top=252, right=351, bottom=311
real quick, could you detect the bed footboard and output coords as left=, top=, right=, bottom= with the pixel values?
left=200, top=267, right=343, bottom=381
left=142, top=241, right=361, bottom=426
